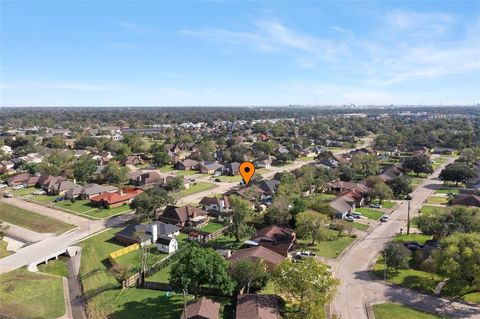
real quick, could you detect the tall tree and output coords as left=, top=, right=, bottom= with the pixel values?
left=130, top=187, right=174, bottom=220
left=225, top=195, right=255, bottom=242
left=415, top=206, right=480, bottom=238
left=229, top=259, right=269, bottom=294
left=402, top=155, right=433, bottom=176
left=272, top=258, right=339, bottom=319
left=387, top=176, right=412, bottom=197
left=73, top=156, right=97, bottom=183
left=170, top=243, right=234, bottom=298
left=439, top=162, right=477, bottom=186
left=296, top=211, right=329, bottom=245
left=383, top=243, right=411, bottom=273
left=100, top=161, right=128, bottom=184
left=39, top=150, right=74, bottom=177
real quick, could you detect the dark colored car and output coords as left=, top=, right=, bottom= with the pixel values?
left=403, top=241, right=424, bottom=251
left=54, top=196, right=65, bottom=202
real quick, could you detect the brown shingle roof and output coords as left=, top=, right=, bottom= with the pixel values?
left=180, top=297, right=220, bottom=319
left=236, top=294, right=280, bottom=319
left=228, top=246, right=285, bottom=269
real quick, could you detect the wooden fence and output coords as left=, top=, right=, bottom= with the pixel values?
left=109, top=243, right=140, bottom=266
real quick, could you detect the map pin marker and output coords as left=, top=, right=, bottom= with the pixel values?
left=239, top=162, right=255, bottom=186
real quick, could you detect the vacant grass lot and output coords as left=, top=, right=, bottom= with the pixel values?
left=38, top=258, right=69, bottom=277
left=0, top=202, right=74, bottom=234
left=78, top=228, right=194, bottom=318
left=373, top=303, right=442, bottom=319
left=178, top=182, right=217, bottom=197
left=0, top=268, right=65, bottom=319
left=54, top=200, right=132, bottom=218
left=356, top=208, right=384, bottom=220
left=297, top=230, right=356, bottom=258
left=0, top=239, right=12, bottom=258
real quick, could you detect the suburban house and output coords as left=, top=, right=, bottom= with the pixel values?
left=254, top=155, right=276, bottom=169
left=115, top=221, right=180, bottom=246
left=258, top=179, right=280, bottom=196
left=199, top=161, right=224, bottom=175
left=180, top=297, right=220, bottom=319
left=156, top=235, right=178, bottom=254
left=121, top=155, right=144, bottom=166
left=329, top=195, right=355, bottom=219
left=89, top=188, right=143, bottom=208
left=158, top=205, right=209, bottom=227
left=247, top=225, right=296, bottom=257
left=7, top=173, right=39, bottom=187
left=379, top=165, right=405, bottom=182
left=74, top=149, right=90, bottom=157
left=433, top=147, right=454, bottom=155
left=0, top=160, right=15, bottom=175
left=128, top=170, right=177, bottom=187
left=18, top=153, right=44, bottom=164
left=452, top=194, right=480, bottom=207
left=48, top=180, right=77, bottom=195
left=176, top=159, right=199, bottom=171
left=228, top=246, right=286, bottom=270
left=199, top=195, right=231, bottom=221
left=226, top=185, right=266, bottom=203
left=64, top=183, right=118, bottom=199
left=236, top=294, right=281, bottom=319
left=223, top=162, right=240, bottom=176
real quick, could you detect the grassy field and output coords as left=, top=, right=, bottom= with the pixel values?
left=200, top=221, right=225, bottom=233
left=11, top=186, right=40, bottom=196
left=114, top=245, right=168, bottom=274
left=373, top=303, right=442, bottom=319
left=38, top=257, right=69, bottom=277
left=426, top=196, right=448, bottom=205
left=85, top=205, right=132, bottom=219
left=0, top=239, right=12, bottom=258
left=178, top=182, right=217, bottom=197
left=393, top=233, right=432, bottom=244
left=54, top=200, right=131, bottom=218
left=207, top=234, right=247, bottom=250
left=54, top=199, right=93, bottom=213
left=215, top=174, right=243, bottom=182
left=419, top=205, right=447, bottom=215
left=297, top=230, right=356, bottom=258
left=464, top=292, right=480, bottom=303
left=0, top=202, right=74, bottom=235
left=78, top=227, right=196, bottom=318
left=0, top=268, right=65, bottom=319
left=350, top=222, right=370, bottom=232
left=356, top=207, right=384, bottom=220
left=147, top=264, right=172, bottom=283
left=30, top=194, right=58, bottom=203
left=435, top=186, right=460, bottom=195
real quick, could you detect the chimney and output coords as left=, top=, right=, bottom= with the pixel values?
left=150, top=223, right=158, bottom=243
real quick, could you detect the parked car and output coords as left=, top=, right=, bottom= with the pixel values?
left=345, top=215, right=355, bottom=222
left=3, top=192, right=13, bottom=198
left=32, top=190, right=46, bottom=195
left=405, top=194, right=413, bottom=200
left=403, top=241, right=424, bottom=251
left=53, top=196, right=65, bottom=202
left=351, top=212, right=362, bottom=219
left=370, top=203, right=382, bottom=209
left=13, top=185, right=25, bottom=190
left=214, top=178, right=221, bottom=182
left=0, top=184, right=7, bottom=189
left=380, top=215, right=389, bottom=222
left=296, top=251, right=316, bottom=257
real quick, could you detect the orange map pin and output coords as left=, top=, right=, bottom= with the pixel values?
left=239, top=162, right=255, bottom=186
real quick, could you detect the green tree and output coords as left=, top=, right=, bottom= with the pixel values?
left=272, top=258, right=339, bottom=319
left=73, top=156, right=97, bottom=183
left=39, top=150, right=74, bottom=177
left=130, top=187, right=173, bottom=220
left=367, top=177, right=394, bottom=203
left=415, top=206, right=480, bottom=238
left=296, top=211, right=329, bottom=245
left=226, top=195, right=254, bottom=242
left=350, top=154, right=379, bottom=178
left=170, top=243, right=234, bottom=298
left=100, top=161, right=128, bottom=184
left=166, top=176, right=185, bottom=192
left=229, top=258, right=269, bottom=293
left=433, top=233, right=480, bottom=293
left=150, top=143, right=170, bottom=166
left=383, top=243, right=411, bottom=273
left=439, top=162, right=477, bottom=186
left=402, top=155, right=433, bottom=176
left=387, top=176, right=412, bottom=197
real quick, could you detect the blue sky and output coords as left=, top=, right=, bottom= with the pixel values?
left=1, top=1, right=479, bottom=106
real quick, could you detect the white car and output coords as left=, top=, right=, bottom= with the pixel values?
left=380, top=215, right=389, bottom=222
left=13, top=185, right=25, bottom=190
left=0, top=184, right=7, bottom=189
left=32, top=190, right=46, bottom=195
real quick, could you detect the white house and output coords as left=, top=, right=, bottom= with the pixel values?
left=1, top=145, right=12, bottom=155
left=156, top=236, right=178, bottom=254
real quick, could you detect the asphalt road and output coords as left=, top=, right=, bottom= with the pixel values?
left=331, top=158, right=480, bottom=319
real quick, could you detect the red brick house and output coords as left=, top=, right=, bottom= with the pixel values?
left=90, top=189, right=143, bottom=208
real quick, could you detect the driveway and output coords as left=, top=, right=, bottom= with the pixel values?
left=331, top=158, right=480, bottom=319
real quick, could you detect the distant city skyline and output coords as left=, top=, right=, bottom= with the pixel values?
left=1, top=1, right=479, bottom=106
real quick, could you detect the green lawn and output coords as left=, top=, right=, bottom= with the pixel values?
left=207, top=234, right=247, bottom=250
left=356, top=208, right=384, bottom=220
left=373, top=303, right=442, bottom=319
left=464, top=292, right=480, bottom=303
left=298, top=156, right=314, bottom=162
left=426, top=196, right=448, bottom=205
left=158, top=164, right=175, bottom=172
left=175, top=169, right=199, bottom=176
left=200, top=221, right=225, bottom=233
left=85, top=204, right=132, bottom=219
left=12, top=186, right=40, bottom=196
left=54, top=200, right=131, bottom=218
left=78, top=228, right=194, bottom=318
left=38, top=257, right=69, bottom=277
left=114, top=245, right=168, bottom=274
left=419, top=205, right=447, bottom=215
left=30, top=194, right=57, bottom=203
left=0, top=239, right=12, bottom=258
left=0, top=268, right=65, bottom=319
left=216, top=175, right=243, bottom=182
left=369, top=200, right=396, bottom=209
left=297, top=230, right=356, bottom=258
left=0, top=202, right=75, bottom=235
left=393, top=233, right=432, bottom=244
left=350, top=222, right=370, bottom=232
left=178, top=182, right=217, bottom=197
left=147, top=264, right=172, bottom=283
left=435, top=186, right=460, bottom=195
left=54, top=199, right=93, bottom=213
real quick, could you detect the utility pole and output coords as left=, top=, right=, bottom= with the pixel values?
left=407, top=200, right=411, bottom=235
left=384, top=249, right=387, bottom=281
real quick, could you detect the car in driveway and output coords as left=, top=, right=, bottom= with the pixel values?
left=345, top=215, right=355, bottom=222
left=3, top=192, right=13, bottom=198
left=32, top=190, right=46, bottom=195
left=13, top=185, right=25, bottom=190
left=351, top=212, right=362, bottom=219
left=53, top=196, right=65, bottom=202
left=380, top=215, right=389, bottom=222
left=369, top=203, right=382, bottom=209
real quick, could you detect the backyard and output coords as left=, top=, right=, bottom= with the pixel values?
left=177, top=182, right=217, bottom=197
left=297, top=229, right=356, bottom=258
left=0, top=202, right=75, bottom=235
left=200, top=221, right=225, bottom=233
left=54, top=200, right=132, bottom=218
left=0, top=268, right=65, bottom=319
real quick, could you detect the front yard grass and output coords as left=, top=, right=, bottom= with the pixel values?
left=54, top=199, right=93, bottom=213
left=38, top=257, right=69, bottom=277
left=297, top=230, right=356, bottom=258
left=419, top=205, right=447, bottom=215
left=426, top=196, right=448, bottom=205
left=200, top=221, right=225, bottom=233
left=369, top=200, right=396, bottom=209
left=85, top=204, right=132, bottom=219
left=12, top=186, right=40, bottom=196
left=178, top=182, right=217, bottom=197
left=78, top=227, right=194, bottom=318
left=356, top=207, right=384, bottom=220
left=0, top=268, right=65, bottom=319
left=373, top=303, right=442, bottom=319
left=298, top=156, right=314, bottom=162
left=350, top=222, right=370, bottom=232
left=216, top=175, right=243, bottom=182
left=0, top=202, right=75, bottom=235
left=147, top=264, right=172, bottom=283
left=114, top=245, right=168, bottom=274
